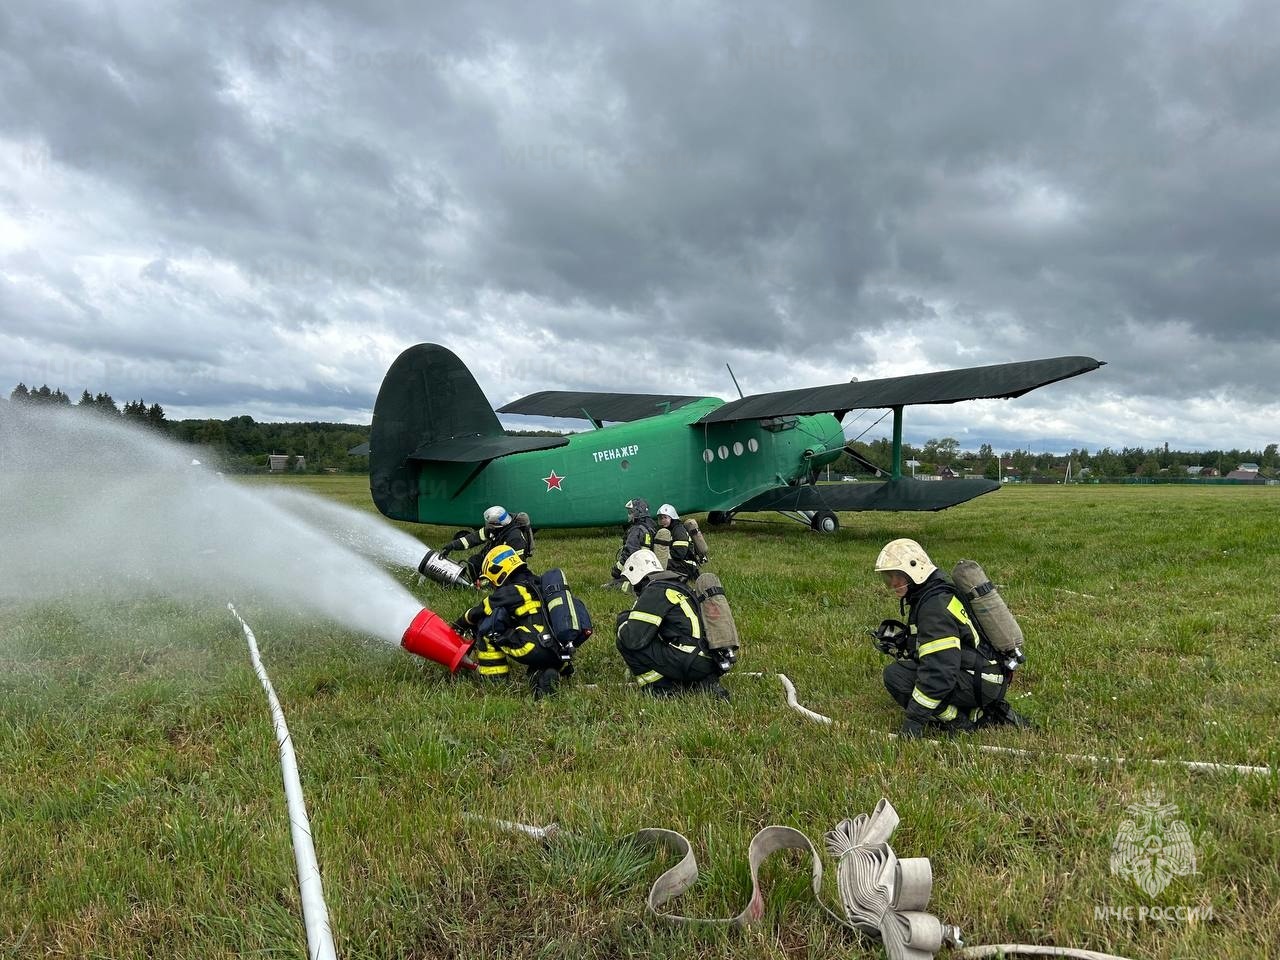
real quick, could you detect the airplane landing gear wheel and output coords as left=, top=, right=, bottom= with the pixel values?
left=810, top=510, right=839, bottom=534
left=708, top=511, right=733, bottom=527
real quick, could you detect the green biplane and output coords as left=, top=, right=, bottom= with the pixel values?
left=370, top=344, right=1103, bottom=533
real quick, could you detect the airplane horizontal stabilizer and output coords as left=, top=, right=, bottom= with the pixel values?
left=409, top=434, right=567, bottom=462
left=733, top=478, right=1001, bottom=513
left=697, top=356, right=1104, bottom=424
left=498, top=391, right=708, bottom=423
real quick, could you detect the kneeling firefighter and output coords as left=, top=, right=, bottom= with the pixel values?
left=872, top=538, right=1027, bottom=738
left=615, top=549, right=731, bottom=699
left=439, top=506, right=532, bottom=584
left=609, top=498, right=656, bottom=583
left=451, top=545, right=569, bottom=699
left=653, top=503, right=702, bottom=581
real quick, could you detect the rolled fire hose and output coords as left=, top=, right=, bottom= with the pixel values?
left=229, top=604, right=338, bottom=960
left=474, top=801, right=1136, bottom=960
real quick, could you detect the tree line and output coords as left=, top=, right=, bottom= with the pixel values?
left=8, top=382, right=367, bottom=473
left=10, top=383, right=169, bottom=430
left=840, top=437, right=1278, bottom=480
left=10, top=382, right=1275, bottom=479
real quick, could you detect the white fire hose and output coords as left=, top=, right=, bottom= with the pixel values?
left=742, top=672, right=1271, bottom=778
left=472, top=802, right=1138, bottom=960
left=229, top=604, right=338, bottom=960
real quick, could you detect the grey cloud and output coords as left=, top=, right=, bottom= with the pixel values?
left=2, top=0, right=1279, bottom=450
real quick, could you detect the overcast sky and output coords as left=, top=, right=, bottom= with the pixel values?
left=2, top=1, right=1278, bottom=453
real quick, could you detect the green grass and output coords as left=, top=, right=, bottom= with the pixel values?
left=3, top=479, right=1279, bottom=959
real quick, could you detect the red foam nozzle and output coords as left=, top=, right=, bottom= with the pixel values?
left=400, top=608, right=475, bottom=672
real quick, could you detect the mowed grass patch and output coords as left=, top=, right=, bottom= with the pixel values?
left=2, top=479, right=1278, bottom=958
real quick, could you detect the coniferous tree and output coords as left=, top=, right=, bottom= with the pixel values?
left=10, top=383, right=29, bottom=402
left=94, top=393, right=121, bottom=416
left=146, top=402, right=166, bottom=430
left=77, top=390, right=94, bottom=407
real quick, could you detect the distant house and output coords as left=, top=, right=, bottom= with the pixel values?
left=347, top=442, right=370, bottom=456
left=268, top=454, right=306, bottom=472
left=1224, top=468, right=1259, bottom=481
left=1237, top=462, right=1260, bottom=473
left=1197, top=466, right=1219, bottom=477
left=935, top=465, right=959, bottom=478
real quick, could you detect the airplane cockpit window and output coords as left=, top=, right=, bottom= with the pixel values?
left=760, top=417, right=799, bottom=433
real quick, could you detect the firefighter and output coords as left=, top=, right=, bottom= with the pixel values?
left=614, top=549, right=729, bottom=699
left=654, top=503, right=700, bottom=580
left=440, top=505, right=530, bottom=584
left=451, top=545, right=566, bottom=699
left=874, top=538, right=1025, bottom=738
left=608, top=498, right=657, bottom=583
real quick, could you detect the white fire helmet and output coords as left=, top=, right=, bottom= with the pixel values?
left=483, top=505, right=512, bottom=528
left=620, top=548, right=664, bottom=586
left=874, top=538, right=937, bottom=585
left=657, top=503, right=680, bottom=521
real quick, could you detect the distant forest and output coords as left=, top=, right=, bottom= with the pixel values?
left=6, top=382, right=554, bottom=473
left=7, top=381, right=1276, bottom=478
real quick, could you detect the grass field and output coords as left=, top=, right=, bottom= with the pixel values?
left=2, top=479, right=1278, bottom=959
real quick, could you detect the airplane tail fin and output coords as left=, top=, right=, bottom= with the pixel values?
left=370, top=343, right=504, bottom=522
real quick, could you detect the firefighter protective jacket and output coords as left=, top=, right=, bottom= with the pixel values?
left=616, top=572, right=703, bottom=652
left=902, top=569, right=983, bottom=724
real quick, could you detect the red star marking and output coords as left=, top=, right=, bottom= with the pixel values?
left=543, top=470, right=564, bottom=491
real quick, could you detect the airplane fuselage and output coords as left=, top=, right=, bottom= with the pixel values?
left=413, top=399, right=843, bottom=528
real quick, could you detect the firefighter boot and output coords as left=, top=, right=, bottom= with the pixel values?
left=530, top=669, right=559, bottom=701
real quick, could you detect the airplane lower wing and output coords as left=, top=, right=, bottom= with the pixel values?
left=733, top=478, right=1001, bottom=513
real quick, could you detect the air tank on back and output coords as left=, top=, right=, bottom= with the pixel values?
left=952, top=559, right=1025, bottom=670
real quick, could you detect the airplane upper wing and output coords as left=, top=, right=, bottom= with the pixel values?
left=498, top=391, right=708, bottom=423
left=697, top=356, right=1104, bottom=424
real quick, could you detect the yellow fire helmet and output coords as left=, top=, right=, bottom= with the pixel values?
left=874, top=538, right=937, bottom=585
left=481, top=545, right=524, bottom=587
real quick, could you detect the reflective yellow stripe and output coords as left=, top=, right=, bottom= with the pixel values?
left=547, top=597, right=563, bottom=609
left=917, top=636, right=960, bottom=657
left=502, top=641, right=537, bottom=658
left=671, top=540, right=690, bottom=548
left=947, top=595, right=974, bottom=628
left=670, top=643, right=698, bottom=654
left=514, top=585, right=540, bottom=617
left=911, top=687, right=940, bottom=709
left=628, top=611, right=663, bottom=625
left=969, top=708, right=984, bottom=723
left=939, top=705, right=958, bottom=722
left=665, top=588, right=701, bottom=639
left=981, top=673, right=1004, bottom=684
left=477, top=664, right=509, bottom=676
left=635, top=670, right=663, bottom=686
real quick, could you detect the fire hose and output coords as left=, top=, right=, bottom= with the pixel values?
left=741, top=673, right=1271, bottom=778
left=229, top=603, right=338, bottom=960
left=470, top=802, right=1138, bottom=960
